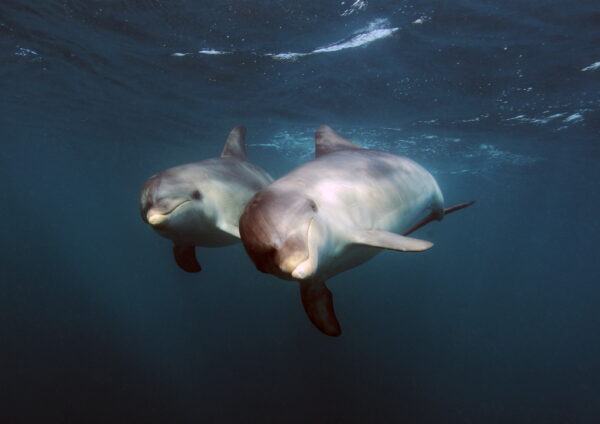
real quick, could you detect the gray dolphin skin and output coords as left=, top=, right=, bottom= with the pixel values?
left=140, top=126, right=273, bottom=273
left=239, top=125, right=474, bottom=336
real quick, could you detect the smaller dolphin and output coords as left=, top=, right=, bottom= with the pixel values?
left=140, top=126, right=273, bottom=272
left=239, top=126, right=473, bottom=336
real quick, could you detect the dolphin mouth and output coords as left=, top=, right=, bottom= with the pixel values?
left=291, top=255, right=316, bottom=280
left=289, top=218, right=316, bottom=280
left=147, top=200, right=191, bottom=227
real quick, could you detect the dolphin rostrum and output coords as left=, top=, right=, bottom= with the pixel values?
left=140, top=125, right=273, bottom=272
left=239, top=125, right=473, bottom=336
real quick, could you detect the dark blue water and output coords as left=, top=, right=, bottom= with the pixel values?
left=1, top=1, right=599, bottom=422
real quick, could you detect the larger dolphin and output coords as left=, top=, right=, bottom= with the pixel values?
left=239, top=126, right=473, bottom=336
left=140, top=126, right=272, bottom=272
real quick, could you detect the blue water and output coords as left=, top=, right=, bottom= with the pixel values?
left=1, top=1, right=599, bottom=422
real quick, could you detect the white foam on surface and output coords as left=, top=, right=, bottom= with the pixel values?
left=173, top=18, right=398, bottom=61
left=412, top=16, right=430, bottom=25
left=198, top=49, right=230, bottom=55
left=172, top=49, right=231, bottom=57
left=341, top=0, right=367, bottom=16
left=506, top=112, right=566, bottom=125
left=270, top=19, right=398, bottom=61
left=312, top=27, right=398, bottom=54
left=563, top=113, right=584, bottom=123
left=268, top=52, right=309, bottom=61
left=581, top=61, right=600, bottom=71
left=15, top=47, right=38, bottom=57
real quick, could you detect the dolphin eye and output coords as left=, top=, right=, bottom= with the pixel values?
left=309, top=200, right=318, bottom=212
left=191, top=190, right=202, bottom=200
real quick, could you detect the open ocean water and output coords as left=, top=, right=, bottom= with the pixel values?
left=1, top=1, right=599, bottom=422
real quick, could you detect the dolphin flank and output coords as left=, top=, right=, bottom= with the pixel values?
left=239, top=125, right=474, bottom=336
left=140, top=125, right=273, bottom=273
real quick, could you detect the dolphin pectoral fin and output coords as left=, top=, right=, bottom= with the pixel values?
left=353, top=230, right=433, bottom=252
left=403, top=200, right=476, bottom=236
left=300, top=281, right=341, bottom=337
left=217, top=222, right=241, bottom=238
left=173, top=245, right=202, bottom=273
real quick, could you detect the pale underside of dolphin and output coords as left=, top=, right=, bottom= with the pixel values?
left=140, top=126, right=273, bottom=272
left=239, top=125, right=474, bottom=337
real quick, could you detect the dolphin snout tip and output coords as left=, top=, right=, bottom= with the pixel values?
left=279, top=260, right=297, bottom=275
left=290, top=260, right=315, bottom=281
left=147, top=212, right=168, bottom=227
left=279, top=253, right=307, bottom=277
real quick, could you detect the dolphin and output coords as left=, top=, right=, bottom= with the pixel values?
left=140, top=125, right=273, bottom=272
left=239, top=125, right=473, bottom=336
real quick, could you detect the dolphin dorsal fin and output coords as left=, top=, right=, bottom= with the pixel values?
left=221, top=125, right=247, bottom=159
left=315, top=125, right=363, bottom=158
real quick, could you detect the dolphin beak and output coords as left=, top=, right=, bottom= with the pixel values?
left=291, top=258, right=317, bottom=280
left=286, top=218, right=317, bottom=280
left=147, top=210, right=169, bottom=227
left=279, top=252, right=308, bottom=275
left=145, top=200, right=191, bottom=228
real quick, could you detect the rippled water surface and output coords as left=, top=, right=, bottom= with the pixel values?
left=1, top=1, right=599, bottom=422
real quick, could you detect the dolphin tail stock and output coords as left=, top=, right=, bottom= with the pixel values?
left=173, top=244, right=202, bottom=273
left=403, top=200, right=475, bottom=236
left=443, top=200, right=476, bottom=215
left=300, top=280, right=342, bottom=337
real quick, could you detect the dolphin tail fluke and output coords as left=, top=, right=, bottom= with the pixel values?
left=300, top=281, right=341, bottom=337
left=173, top=244, right=202, bottom=273
left=403, top=200, right=476, bottom=236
